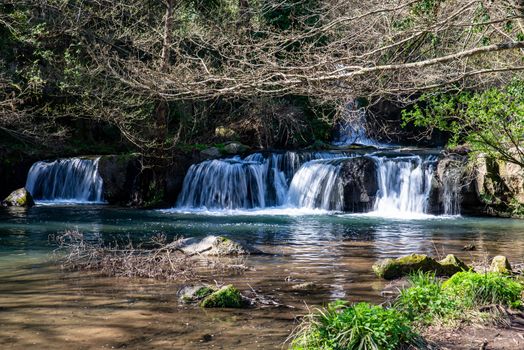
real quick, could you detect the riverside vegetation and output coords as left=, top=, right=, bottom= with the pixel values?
left=289, top=271, right=524, bottom=349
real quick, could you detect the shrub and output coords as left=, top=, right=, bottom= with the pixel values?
left=290, top=301, right=416, bottom=350
left=395, top=272, right=458, bottom=324
left=443, top=271, right=523, bottom=308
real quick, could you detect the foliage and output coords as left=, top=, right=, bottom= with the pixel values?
left=402, top=80, right=524, bottom=167
left=290, top=301, right=415, bottom=350
left=443, top=271, right=523, bottom=309
left=395, top=272, right=458, bottom=325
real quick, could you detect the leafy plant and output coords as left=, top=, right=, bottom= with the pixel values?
left=395, top=272, right=458, bottom=325
left=290, top=301, right=416, bottom=350
left=443, top=271, right=523, bottom=308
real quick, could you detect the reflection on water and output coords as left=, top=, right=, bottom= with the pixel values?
left=1, top=206, right=524, bottom=349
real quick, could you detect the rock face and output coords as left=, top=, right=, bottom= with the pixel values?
left=98, top=154, right=141, bottom=204
left=373, top=253, right=469, bottom=280
left=177, top=235, right=260, bottom=256
left=2, top=188, right=35, bottom=207
left=489, top=256, right=512, bottom=274
left=338, top=157, right=378, bottom=212
left=200, top=147, right=221, bottom=159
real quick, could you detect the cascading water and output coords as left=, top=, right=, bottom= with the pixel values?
left=332, top=101, right=384, bottom=148
left=25, top=158, right=104, bottom=203
left=372, top=155, right=436, bottom=215
left=440, top=165, right=462, bottom=216
left=174, top=151, right=440, bottom=216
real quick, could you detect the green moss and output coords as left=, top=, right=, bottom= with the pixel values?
left=200, top=285, right=243, bottom=308
left=438, top=254, right=469, bottom=275
left=489, top=256, right=512, bottom=274
left=372, top=254, right=441, bottom=280
left=195, top=286, right=214, bottom=299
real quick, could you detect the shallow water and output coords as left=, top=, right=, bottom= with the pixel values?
left=1, top=205, right=524, bottom=349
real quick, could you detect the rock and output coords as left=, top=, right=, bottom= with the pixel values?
left=177, top=235, right=260, bottom=256
left=338, top=157, right=378, bottom=212
left=438, top=254, right=469, bottom=275
left=291, top=282, right=318, bottom=291
left=490, top=256, right=512, bottom=274
left=373, top=254, right=470, bottom=280
left=200, top=285, right=243, bottom=308
left=2, top=188, right=35, bottom=207
left=462, top=244, right=476, bottom=251
left=178, top=284, right=216, bottom=304
left=98, top=154, right=141, bottom=204
left=200, top=147, right=221, bottom=159
left=223, top=142, right=249, bottom=155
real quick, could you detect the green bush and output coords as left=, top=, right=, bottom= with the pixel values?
left=443, top=271, right=523, bottom=308
left=290, top=301, right=416, bottom=350
left=395, top=272, right=458, bottom=324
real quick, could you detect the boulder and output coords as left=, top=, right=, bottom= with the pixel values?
left=2, top=188, right=35, bottom=207
left=177, top=235, right=260, bottom=256
left=200, top=284, right=244, bottom=308
left=98, top=154, right=141, bottom=204
left=489, top=255, right=512, bottom=274
left=438, top=254, right=469, bottom=275
left=223, top=142, right=249, bottom=155
left=338, top=157, right=378, bottom=212
left=200, top=147, right=221, bottom=159
left=373, top=254, right=442, bottom=280
left=178, top=284, right=216, bottom=304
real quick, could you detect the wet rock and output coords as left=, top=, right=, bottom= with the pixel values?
left=490, top=256, right=512, bottom=274
left=462, top=244, right=476, bottom=251
left=438, top=254, right=469, bottom=275
left=223, top=142, right=249, bottom=155
left=200, top=147, right=221, bottom=159
left=2, top=188, right=35, bottom=207
left=178, top=284, right=216, bottom=304
left=291, top=282, right=318, bottom=291
left=372, top=254, right=465, bottom=280
left=338, top=157, right=378, bottom=212
left=373, top=254, right=440, bottom=280
left=200, top=285, right=243, bottom=308
left=98, top=154, right=141, bottom=204
left=178, top=235, right=260, bottom=256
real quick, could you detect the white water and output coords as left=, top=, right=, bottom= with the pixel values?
left=372, top=156, right=436, bottom=216
left=25, top=158, right=104, bottom=204
left=173, top=151, right=440, bottom=217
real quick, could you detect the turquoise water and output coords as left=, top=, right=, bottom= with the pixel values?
left=1, top=205, right=524, bottom=349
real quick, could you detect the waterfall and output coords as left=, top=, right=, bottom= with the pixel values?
left=372, top=156, right=436, bottom=215
left=175, top=152, right=351, bottom=210
left=25, top=158, right=104, bottom=203
left=174, top=151, right=442, bottom=216
left=441, top=165, right=462, bottom=216
left=332, top=101, right=384, bottom=148
left=286, top=159, right=344, bottom=210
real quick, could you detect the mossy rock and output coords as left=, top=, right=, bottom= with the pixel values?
left=438, top=254, right=469, bottom=275
left=178, top=284, right=217, bottom=304
left=178, top=235, right=259, bottom=256
left=373, top=254, right=442, bottom=280
left=200, top=285, right=243, bottom=308
left=2, top=188, right=35, bottom=207
left=489, top=256, right=512, bottom=274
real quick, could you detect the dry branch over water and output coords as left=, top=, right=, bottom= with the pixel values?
left=50, top=230, right=249, bottom=281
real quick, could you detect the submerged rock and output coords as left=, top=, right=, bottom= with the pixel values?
left=291, top=282, right=318, bottom=291
left=178, top=284, right=216, bottom=304
left=373, top=253, right=468, bottom=280
left=200, top=285, right=244, bottom=308
left=2, top=188, right=35, bottom=207
left=178, top=235, right=260, bottom=256
left=490, top=256, right=512, bottom=274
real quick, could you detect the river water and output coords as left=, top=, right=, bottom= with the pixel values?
left=1, top=205, right=524, bottom=349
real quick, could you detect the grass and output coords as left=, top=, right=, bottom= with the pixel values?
left=289, top=271, right=523, bottom=349
left=290, top=301, right=416, bottom=350
left=443, top=271, right=523, bottom=308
